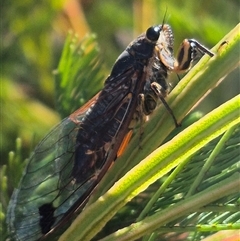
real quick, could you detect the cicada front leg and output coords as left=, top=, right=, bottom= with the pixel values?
left=174, top=39, right=214, bottom=72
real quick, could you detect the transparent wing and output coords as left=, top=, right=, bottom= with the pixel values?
left=7, top=112, right=96, bottom=241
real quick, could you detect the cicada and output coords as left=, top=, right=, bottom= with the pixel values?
left=7, top=23, right=214, bottom=241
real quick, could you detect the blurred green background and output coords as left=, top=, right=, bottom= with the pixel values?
left=1, top=0, right=239, bottom=188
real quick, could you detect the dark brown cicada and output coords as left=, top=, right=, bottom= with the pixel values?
left=7, top=24, right=214, bottom=241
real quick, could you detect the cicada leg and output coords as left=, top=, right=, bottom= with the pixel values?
left=174, top=39, right=214, bottom=72
left=150, top=82, right=180, bottom=127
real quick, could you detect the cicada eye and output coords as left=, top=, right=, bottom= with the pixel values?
left=146, top=26, right=161, bottom=42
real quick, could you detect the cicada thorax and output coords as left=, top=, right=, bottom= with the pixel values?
left=109, top=25, right=178, bottom=163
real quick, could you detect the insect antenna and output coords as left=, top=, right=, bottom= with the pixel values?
left=161, top=7, right=168, bottom=27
